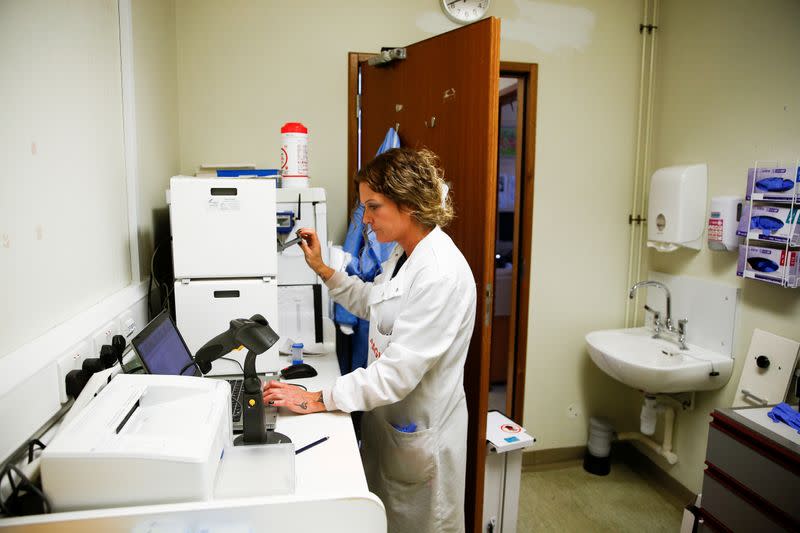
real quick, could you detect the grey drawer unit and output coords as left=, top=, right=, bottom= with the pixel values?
left=706, top=425, right=799, bottom=522
left=699, top=408, right=800, bottom=532
left=701, top=470, right=785, bottom=532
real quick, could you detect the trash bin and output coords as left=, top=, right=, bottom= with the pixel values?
left=483, top=410, right=536, bottom=533
left=583, top=416, right=613, bottom=476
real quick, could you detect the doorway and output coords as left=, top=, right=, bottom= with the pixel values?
left=346, top=32, right=537, bottom=530
left=488, top=76, right=521, bottom=414
left=490, top=65, right=537, bottom=423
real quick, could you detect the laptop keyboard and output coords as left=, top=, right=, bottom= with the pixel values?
left=226, top=376, right=277, bottom=432
left=227, top=379, right=244, bottom=422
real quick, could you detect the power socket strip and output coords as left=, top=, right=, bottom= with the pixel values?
left=53, top=310, right=143, bottom=406
left=55, top=340, right=92, bottom=404
left=92, top=321, right=118, bottom=356
left=117, top=310, right=137, bottom=340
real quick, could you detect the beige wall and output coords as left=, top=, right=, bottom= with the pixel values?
left=497, top=0, right=645, bottom=447
left=132, top=0, right=180, bottom=273
left=646, top=0, right=800, bottom=493
left=0, top=0, right=130, bottom=358
left=173, top=0, right=643, bottom=449
left=0, top=0, right=180, bottom=360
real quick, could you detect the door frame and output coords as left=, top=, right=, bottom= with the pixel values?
left=346, top=53, right=375, bottom=209
left=499, top=62, right=537, bottom=424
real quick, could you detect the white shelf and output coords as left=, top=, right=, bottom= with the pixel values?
left=741, top=270, right=799, bottom=289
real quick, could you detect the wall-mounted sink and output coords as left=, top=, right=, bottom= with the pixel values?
left=585, top=327, right=733, bottom=394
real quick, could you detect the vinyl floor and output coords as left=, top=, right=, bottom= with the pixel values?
left=517, top=460, right=684, bottom=532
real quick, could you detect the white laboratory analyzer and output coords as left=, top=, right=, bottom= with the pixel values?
left=169, top=176, right=281, bottom=374
left=40, top=374, right=232, bottom=511
left=169, top=178, right=334, bottom=375
left=275, top=187, right=335, bottom=354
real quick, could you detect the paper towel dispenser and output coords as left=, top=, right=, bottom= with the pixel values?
left=647, top=164, right=708, bottom=252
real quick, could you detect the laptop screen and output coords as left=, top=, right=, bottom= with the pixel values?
left=132, top=311, right=198, bottom=377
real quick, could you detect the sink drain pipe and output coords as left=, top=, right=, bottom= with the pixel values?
left=617, top=395, right=678, bottom=465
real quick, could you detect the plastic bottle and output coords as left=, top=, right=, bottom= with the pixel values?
left=280, top=122, right=309, bottom=188
left=291, top=342, right=304, bottom=365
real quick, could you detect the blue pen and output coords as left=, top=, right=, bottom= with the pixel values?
left=296, top=436, right=329, bottom=455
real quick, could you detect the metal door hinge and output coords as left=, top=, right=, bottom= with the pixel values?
left=628, top=214, right=647, bottom=225
left=639, top=24, right=658, bottom=34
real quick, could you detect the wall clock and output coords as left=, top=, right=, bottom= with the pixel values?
left=441, top=0, right=491, bottom=25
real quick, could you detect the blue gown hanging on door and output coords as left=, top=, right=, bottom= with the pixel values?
left=335, top=128, right=399, bottom=373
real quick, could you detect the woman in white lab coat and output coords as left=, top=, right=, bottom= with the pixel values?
left=263, top=147, right=477, bottom=533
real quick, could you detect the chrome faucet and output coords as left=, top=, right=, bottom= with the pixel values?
left=629, top=280, right=688, bottom=350
left=629, top=280, right=673, bottom=331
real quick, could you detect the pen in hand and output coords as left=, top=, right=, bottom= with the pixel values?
left=296, top=435, right=329, bottom=455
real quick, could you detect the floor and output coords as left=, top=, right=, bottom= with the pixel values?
left=517, top=459, right=684, bottom=532
left=488, top=384, right=506, bottom=413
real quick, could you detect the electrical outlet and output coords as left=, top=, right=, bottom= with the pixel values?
left=56, top=340, right=91, bottom=403
left=567, top=404, right=581, bottom=419
left=116, top=310, right=137, bottom=340
left=92, top=321, right=118, bottom=355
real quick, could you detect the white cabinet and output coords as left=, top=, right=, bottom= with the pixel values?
left=174, top=278, right=280, bottom=374
left=170, top=177, right=278, bottom=279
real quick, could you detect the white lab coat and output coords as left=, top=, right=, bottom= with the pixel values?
left=322, top=226, right=476, bottom=533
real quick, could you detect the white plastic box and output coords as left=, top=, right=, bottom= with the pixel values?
left=170, top=176, right=278, bottom=279
left=647, top=164, right=708, bottom=251
left=174, top=278, right=281, bottom=374
left=214, top=443, right=295, bottom=499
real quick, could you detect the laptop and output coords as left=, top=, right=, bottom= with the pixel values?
left=130, top=310, right=277, bottom=433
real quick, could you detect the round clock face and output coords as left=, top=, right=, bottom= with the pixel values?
left=441, top=0, right=490, bottom=24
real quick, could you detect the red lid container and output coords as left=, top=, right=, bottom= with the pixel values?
left=281, top=122, right=308, bottom=134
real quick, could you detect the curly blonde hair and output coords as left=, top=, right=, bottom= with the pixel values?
left=355, top=147, right=454, bottom=229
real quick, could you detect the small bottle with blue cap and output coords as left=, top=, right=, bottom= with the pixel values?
left=291, top=342, right=304, bottom=365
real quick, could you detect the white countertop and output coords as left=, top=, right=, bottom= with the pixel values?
left=0, top=352, right=379, bottom=531
left=274, top=352, right=367, bottom=495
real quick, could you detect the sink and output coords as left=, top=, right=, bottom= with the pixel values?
left=585, top=327, right=733, bottom=394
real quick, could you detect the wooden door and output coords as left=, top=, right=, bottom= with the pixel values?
left=355, top=18, right=500, bottom=533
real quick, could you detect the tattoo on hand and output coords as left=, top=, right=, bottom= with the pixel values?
left=296, top=401, right=309, bottom=410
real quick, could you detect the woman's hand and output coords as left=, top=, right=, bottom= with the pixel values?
left=296, top=227, right=334, bottom=281
left=262, top=380, right=326, bottom=415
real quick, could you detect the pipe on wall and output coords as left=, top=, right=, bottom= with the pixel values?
left=618, top=404, right=678, bottom=465
left=625, top=0, right=661, bottom=327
